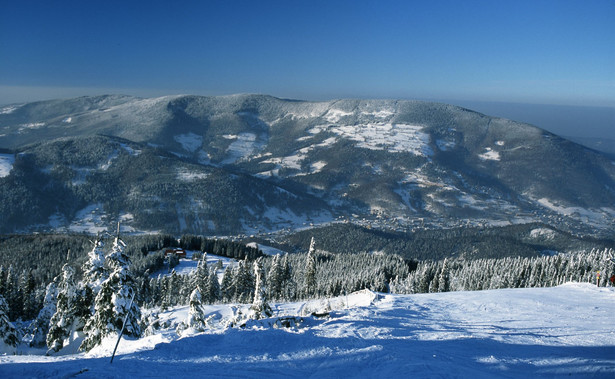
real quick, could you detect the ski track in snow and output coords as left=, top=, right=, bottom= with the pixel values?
left=1, top=284, right=613, bottom=378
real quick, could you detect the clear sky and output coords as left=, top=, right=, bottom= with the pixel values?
left=1, top=0, right=613, bottom=106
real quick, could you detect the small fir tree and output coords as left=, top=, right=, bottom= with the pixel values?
left=186, top=287, right=207, bottom=331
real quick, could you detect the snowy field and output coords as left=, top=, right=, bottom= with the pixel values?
left=1, top=283, right=613, bottom=378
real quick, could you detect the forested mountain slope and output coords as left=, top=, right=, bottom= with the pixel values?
left=1, top=94, right=614, bottom=236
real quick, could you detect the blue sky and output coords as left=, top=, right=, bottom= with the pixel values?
left=1, top=0, right=613, bottom=106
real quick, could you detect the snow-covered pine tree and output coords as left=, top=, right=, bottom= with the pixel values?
left=192, top=255, right=210, bottom=303
left=232, top=259, right=254, bottom=304
left=147, top=277, right=159, bottom=308
left=0, top=266, right=6, bottom=300
left=220, top=267, right=234, bottom=302
left=30, top=280, right=58, bottom=347
left=80, top=276, right=114, bottom=351
left=250, top=258, right=272, bottom=320
left=438, top=258, right=450, bottom=292
left=428, top=274, right=439, bottom=293
left=304, top=238, right=317, bottom=298
left=186, top=287, right=207, bottom=331
left=80, top=235, right=141, bottom=351
left=82, top=237, right=107, bottom=295
left=267, top=254, right=283, bottom=301
left=46, top=264, right=79, bottom=353
left=281, top=253, right=295, bottom=301
left=5, top=266, right=21, bottom=320
left=207, top=268, right=220, bottom=303
left=0, top=294, right=18, bottom=353
left=166, top=269, right=180, bottom=307
left=107, top=236, right=141, bottom=336
left=20, top=270, right=38, bottom=320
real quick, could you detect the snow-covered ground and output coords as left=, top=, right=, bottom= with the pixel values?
left=1, top=283, right=613, bottom=378
left=150, top=251, right=236, bottom=278
left=246, top=242, right=287, bottom=256
left=309, top=122, right=433, bottom=156
left=0, top=153, right=14, bottom=177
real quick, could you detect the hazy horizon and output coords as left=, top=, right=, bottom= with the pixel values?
left=1, top=1, right=613, bottom=143
left=2, top=1, right=613, bottom=106
left=1, top=87, right=612, bottom=144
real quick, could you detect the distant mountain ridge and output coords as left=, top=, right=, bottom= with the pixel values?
left=0, top=94, right=614, bottom=237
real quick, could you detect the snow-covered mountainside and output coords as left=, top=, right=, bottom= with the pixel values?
left=1, top=94, right=614, bottom=236
left=1, top=283, right=613, bottom=378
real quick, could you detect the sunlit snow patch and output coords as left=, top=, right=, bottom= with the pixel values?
left=478, top=147, right=500, bottom=161
left=0, top=153, right=15, bottom=177
left=222, top=133, right=265, bottom=164
left=0, top=105, right=20, bottom=114
left=530, top=228, right=556, bottom=239
left=310, top=161, right=327, bottom=173
left=177, top=169, right=209, bottom=182
left=68, top=204, right=107, bottom=234
left=18, top=122, right=45, bottom=132
left=120, top=143, right=141, bottom=156
left=362, top=109, right=394, bottom=119
left=246, top=242, right=287, bottom=256
left=324, top=109, right=353, bottom=123
left=174, top=133, right=203, bottom=153
left=310, top=123, right=433, bottom=156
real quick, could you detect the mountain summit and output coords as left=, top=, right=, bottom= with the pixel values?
left=1, top=94, right=613, bottom=236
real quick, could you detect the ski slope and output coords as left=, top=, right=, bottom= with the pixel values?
left=1, top=283, right=613, bottom=378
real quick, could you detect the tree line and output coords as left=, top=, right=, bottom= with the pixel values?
left=0, top=232, right=613, bottom=354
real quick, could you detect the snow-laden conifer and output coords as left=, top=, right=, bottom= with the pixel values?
left=303, top=238, right=317, bottom=298
left=281, top=253, right=295, bottom=300
left=438, top=258, right=450, bottom=292
left=232, top=259, right=254, bottom=303
left=267, top=254, right=283, bottom=300
left=46, top=264, right=79, bottom=353
left=29, top=280, right=58, bottom=347
left=82, top=238, right=107, bottom=295
left=220, top=267, right=234, bottom=302
left=207, top=268, right=220, bottom=303
left=20, top=271, right=37, bottom=320
left=0, top=294, right=18, bottom=354
left=80, top=236, right=141, bottom=351
left=191, top=255, right=210, bottom=303
left=186, top=287, right=207, bottom=331
left=250, top=258, right=272, bottom=320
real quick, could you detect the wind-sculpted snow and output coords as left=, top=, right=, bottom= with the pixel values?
left=1, top=284, right=613, bottom=378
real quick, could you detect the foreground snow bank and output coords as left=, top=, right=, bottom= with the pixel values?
left=1, top=283, right=613, bottom=378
